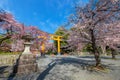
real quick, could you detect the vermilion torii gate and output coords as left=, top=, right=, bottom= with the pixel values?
left=38, top=34, right=62, bottom=55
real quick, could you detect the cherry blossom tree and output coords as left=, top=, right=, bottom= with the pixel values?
left=0, top=9, right=24, bottom=44
left=11, top=39, right=24, bottom=52
left=67, top=27, right=85, bottom=54
left=103, top=21, right=120, bottom=59
left=0, top=9, right=49, bottom=52
left=69, top=0, right=120, bottom=66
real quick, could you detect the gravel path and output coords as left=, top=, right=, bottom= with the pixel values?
left=0, top=55, right=120, bottom=80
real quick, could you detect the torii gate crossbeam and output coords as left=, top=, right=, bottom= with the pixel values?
left=38, top=35, right=62, bottom=55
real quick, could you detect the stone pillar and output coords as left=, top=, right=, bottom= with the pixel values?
left=13, top=42, right=38, bottom=75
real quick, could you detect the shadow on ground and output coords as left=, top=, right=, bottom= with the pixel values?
left=0, top=66, right=9, bottom=78
left=36, top=57, right=96, bottom=80
left=36, top=61, right=56, bottom=80
left=78, top=55, right=120, bottom=59
left=7, top=54, right=22, bottom=80
left=2, top=55, right=117, bottom=80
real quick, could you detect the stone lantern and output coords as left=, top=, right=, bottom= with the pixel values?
left=22, top=34, right=34, bottom=54
left=12, top=34, right=38, bottom=75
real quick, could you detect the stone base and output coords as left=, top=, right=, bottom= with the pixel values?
left=13, top=54, right=38, bottom=75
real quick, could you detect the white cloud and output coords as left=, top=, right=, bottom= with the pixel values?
left=39, top=21, right=45, bottom=26
left=56, top=0, right=63, bottom=9
left=0, top=0, right=9, bottom=10
left=0, top=0, right=14, bottom=13
left=0, top=0, right=6, bottom=8
left=56, top=0, right=74, bottom=10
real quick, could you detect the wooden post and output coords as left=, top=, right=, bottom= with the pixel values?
left=38, top=36, right=46, bottom=56
left=50, top=35, right=62, bottom=55
left=57, top=36, right=61, bottom=55
left=41, top=41, right=45, bottom=53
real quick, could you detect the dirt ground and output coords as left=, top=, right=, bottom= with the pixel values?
left=0, top=55, right=120, bottom=80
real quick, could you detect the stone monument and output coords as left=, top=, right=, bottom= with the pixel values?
left=12, top=35, right=38, bottom=75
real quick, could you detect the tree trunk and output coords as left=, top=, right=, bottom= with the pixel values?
left=101, top=45, right=107, bottom=56
left=40, top=52, right=45, bottom=58
left=91, top=29, right=101, bottom=67
left=94, top=52, right=101, bottom=66
left=112, top=53, right=115, bottom=59
left=93, top=44, right=101, bottom=66
left=111, top=48, right=116, bottom=59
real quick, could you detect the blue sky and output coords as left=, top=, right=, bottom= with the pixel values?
left=0, top=0, right=89, bottom=34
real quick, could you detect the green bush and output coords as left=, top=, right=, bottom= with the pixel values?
left=46, top=49, right=57, bottom=55
left=82, top=44, right=93, bottom=53
left=82, top=44, right=103, bottom=54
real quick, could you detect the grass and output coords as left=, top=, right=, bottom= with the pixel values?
left=0, top=51, right=21, bottom=55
